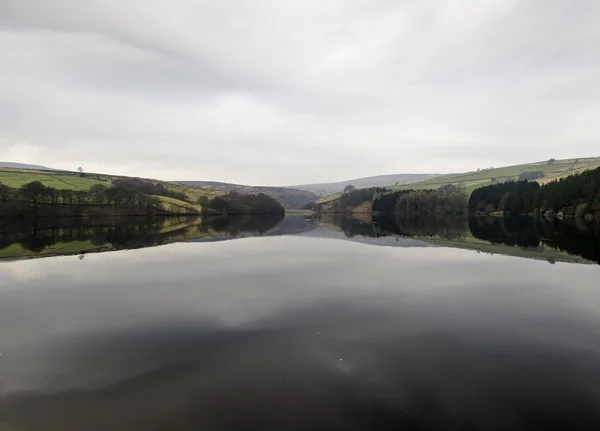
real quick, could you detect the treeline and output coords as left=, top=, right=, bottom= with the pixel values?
left=0, top=181, right=164, bottom=218
left=313, top=184, right=467, bottom=215
left=112, top=178, right=188, bottom=201
left=372, top=184, right=467, bottom=214
left=469, top=167, right=600, bottom=219
left=207, top=192, right=285, bottom=216
left=1, top=180, right=286, bottom=218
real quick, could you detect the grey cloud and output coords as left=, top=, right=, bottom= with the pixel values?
left=0, top=0, right=599, bottom=184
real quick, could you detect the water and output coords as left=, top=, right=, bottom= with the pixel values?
left=1, top=215, right=600, bottom=430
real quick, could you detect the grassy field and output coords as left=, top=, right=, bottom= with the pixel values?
left=169, top=183, right=224, bottom=204
left=316, top=192, right=342, bottom=204
left=0, top=169, right=109, bottom=190
left=0, top=168, right=224, bottom=212
left=394, top=157, right=600, bottom=195
left=156, top=195, right=204, bottom=214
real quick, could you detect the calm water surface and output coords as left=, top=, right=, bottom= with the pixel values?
left=1, top=216, right=600, bottom=430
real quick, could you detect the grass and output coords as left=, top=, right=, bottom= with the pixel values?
left=316, top=192, right=342, bottom=204
left=169, top=182, right=224, bottom=204
left=0, top=170, right=109, bottom=190
left=155, top=195, right=204, bottom=214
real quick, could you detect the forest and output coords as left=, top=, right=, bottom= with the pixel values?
left=314, top=184, right=467, bottom=215
left=468, top=167, right=600, bottom=219
left=372, top=184, right=467, bottom=214
left=0, top=180, right=285, bottom=218
left=203, top=192, right=285, bottom=216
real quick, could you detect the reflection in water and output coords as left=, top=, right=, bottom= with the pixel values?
left=318, top=214, right=600, bottom=265
left=0, top=214, right=288, bottom=259
left=316, top=213, right=466, bottom=240
left=1, top=235, right=600, bottom=430
left=469, top=217, right=600, bottom=264
left=1, top=214, right=599, bottom=265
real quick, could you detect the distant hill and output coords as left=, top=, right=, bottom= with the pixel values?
left=173, top=181, right=318, bottom=209
left=291, top=174, right=440, bottom=196
left=0, top=162, right=55, bottom=170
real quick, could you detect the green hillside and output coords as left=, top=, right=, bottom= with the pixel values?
left=0, top=169, right=108, bottom=190
left=0, top=168, right=222, bottom=206
left=313, top=157, right=600, bottom=214
left=395, top=157, right=600, bottom=195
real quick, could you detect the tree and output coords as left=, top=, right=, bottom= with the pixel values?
left=209, top=196, right=230, bottom=214
left=89, top=184, right=108, bottom=204
left=197, top=195, right=209, bottom=206
left=78, top=167, right=85, bottom=177
left=344, top=185, right=356, bottom=193
left=21, top=181, right=50, bottom=208
left=74, top=191, right=88, bottom=205
left=0, top=183, right=10, bottom=205
left=548, top=158, right=556, bottom=164
left=59, top=189, right=75, bottom=205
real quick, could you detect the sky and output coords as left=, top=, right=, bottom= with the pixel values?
left=0, top=0, right=599, bottom=186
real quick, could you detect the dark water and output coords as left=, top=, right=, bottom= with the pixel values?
left=1, top=215, right=600, bottom=430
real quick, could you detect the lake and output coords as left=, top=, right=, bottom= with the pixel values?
left=1, top=215, right=600, bottom=430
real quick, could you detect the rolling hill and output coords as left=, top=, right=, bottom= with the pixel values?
left=174, top=181, right=318, bottom=209
left=394, top=157, right=600, bottom=195
left=314, top=157, right=600, bottom=213
left=291, top=174, right=440, bottom=196
left=0, top=167, right=222, bottom=215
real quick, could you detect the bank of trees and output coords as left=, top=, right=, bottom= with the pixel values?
left=1, top=179, right=287, bottom=219
left=0, top=180, right=172, bottom=218
left=468, top=167, right=600, bottom=219
left=372, top=184, right=466, bottom=215
left=0, top=181, right=165, bottom=217
left=207, top=192, right=285, bottom=215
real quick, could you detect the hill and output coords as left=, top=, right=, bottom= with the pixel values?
left=0, top=162, right=55, bottom=171
left=395, top=157, right=600, bottom=195
left=291, top=174, right=440, bottom=196
left=0, top=167, right=222, bottom=216
left=314, top=157, right=600, bottom=215
left=0, top=167, right=284, bottom=217
left=174, top=181, right=317, bottom=209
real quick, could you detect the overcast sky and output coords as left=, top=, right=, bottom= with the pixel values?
left=1, top=0, right=599, bottom=185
